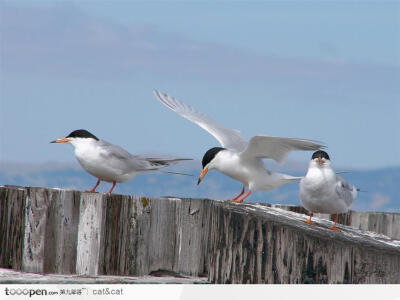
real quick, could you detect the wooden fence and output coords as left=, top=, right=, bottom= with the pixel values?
left=1, top=186, right=399, bottom=283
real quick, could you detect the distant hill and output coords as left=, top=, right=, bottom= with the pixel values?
left=1, top=162, right=399, bottom=212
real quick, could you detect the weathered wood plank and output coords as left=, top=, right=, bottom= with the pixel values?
left=21, top=188, right=49, bottom=273
left=0, top=186, right=399, bottom=284
left=0, top=268, right=209, bottom=284
left=206, top=202, right=400, bottom=283
left=18, top=188, right=81, bottom=274
left=76, top=192, right=105, bottom=276
left=43, top=189, right=80, bottom=274
left=0, top=187, right=26, bottom=270
left=146, top=197, right=179, bottom=273
left=100, top=194, right=137, bottom=275
left=350, top=211, right=400, bottom=240
left=264, top=204, right=400, bottom=240
left=74, top=194, right=209, bottom=277
left=173, top=198, right=209, bottom=277
left=97, top=196, right=209, bottom=277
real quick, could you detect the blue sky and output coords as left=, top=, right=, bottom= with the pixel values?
left=1, top=0, right=399, bottom=170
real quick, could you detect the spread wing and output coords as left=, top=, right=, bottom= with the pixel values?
left=240, top=135, right=324, bottom=163
left=154, top=90, right=248, bottom=152
left=335, top=175, right=356, bottom=207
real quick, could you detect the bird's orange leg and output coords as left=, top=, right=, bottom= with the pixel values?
left=329, top=214, right=341, bottom=232
left=108, top=181, right=117, bottom=194
left=304, top=213, right=315, bottom=225
left=230, top=186, right=245, bottom=202
left=86, top=179, right=101, bottom=193
left=231, top=190, right=252, bottom=203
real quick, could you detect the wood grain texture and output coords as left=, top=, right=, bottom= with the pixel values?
left=0, top=268, right=208, bottom=284
left=76, top=192, right=105, bottom=276
left=263, top=204, right=400, bottom=240
left=0, top=187, right=26, bottom=270
left=349, top=212, right=400, bottom=240
left=43, top=189, right=80, bottom=274
left=20, top=188, right=81, bottom=274
left=0, top=186, right=399, bottom=284
left=206, top=202, right=400, bottom=283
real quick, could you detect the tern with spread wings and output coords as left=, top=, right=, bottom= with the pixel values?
left=154, top=90, right=325, bottom=202
left=51, top=129, right=191, bottom=193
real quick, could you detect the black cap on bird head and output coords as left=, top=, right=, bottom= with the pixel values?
left=202, top=147, right=226, bottom=168
left=198, top=147, right=226, bottom=185
left=311, top=150, right=330, bottom=161
left=66, top=129, right=99, bottom=141
left=51, top=129, right=99, bottom=144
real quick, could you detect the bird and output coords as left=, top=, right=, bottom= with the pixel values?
left=299, top=150, right=358, bottom=231
left=51, top=129, right=192, bottom=193
left=154, top=89, right=325, bottom=203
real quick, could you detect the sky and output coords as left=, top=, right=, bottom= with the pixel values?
left=1, top=0, right=399, bottom=170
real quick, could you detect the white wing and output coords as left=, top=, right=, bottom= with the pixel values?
left=154, top=90, right=248, bottom=152
left=241, top=135, right=324, bottom=164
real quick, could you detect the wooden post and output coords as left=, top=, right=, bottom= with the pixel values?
left=0, top=187, right=26, bottom=270
left=0, top=186, right=399, bottom=284
left=206, top=202, right=400, bottom=283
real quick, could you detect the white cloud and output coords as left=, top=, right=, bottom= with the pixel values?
left=1, top=2, right=398, bottom=88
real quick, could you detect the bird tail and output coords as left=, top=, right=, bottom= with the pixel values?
left=158, top=170, right=193, bottom=177
left=146, top=157, right=193, bottom=167
left=144, top=157, right=193, bottom=176
left=282, top=175, right=303, bottom=183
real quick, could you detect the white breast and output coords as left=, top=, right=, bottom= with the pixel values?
left=213, top=150, right=276, bottom=190
left=213, top=150, right=251, bottom=184
left=300, top=166, right=349, bottom=214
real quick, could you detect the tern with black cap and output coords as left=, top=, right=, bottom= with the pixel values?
left=51, top=129, right=192, bottom=193
left=154, top=90, right=325, bottom=203
left=299, top=150, right=359, bottom=231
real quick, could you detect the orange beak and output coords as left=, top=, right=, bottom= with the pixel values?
left=317, top=158, right=324, bottom=165
left=50, top=138, right=70, bottom=144
left=197, top=168, right=209, bottom=185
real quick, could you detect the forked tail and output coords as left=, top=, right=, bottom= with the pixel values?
left=146, top=157, right=193, bottom=177
left=146, top=157, right=192, bottom=166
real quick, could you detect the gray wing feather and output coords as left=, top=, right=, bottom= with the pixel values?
left=154, top=90, right=248, bottom=151
left=99, top=140, right=191, bottom=174
left=98, top=140, right=134, bottom=160
left=241, top=135, right=325, bottom=163
left=98, top=140, right=151, bottom=174
left=335, top=175, right=356, bottom=207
